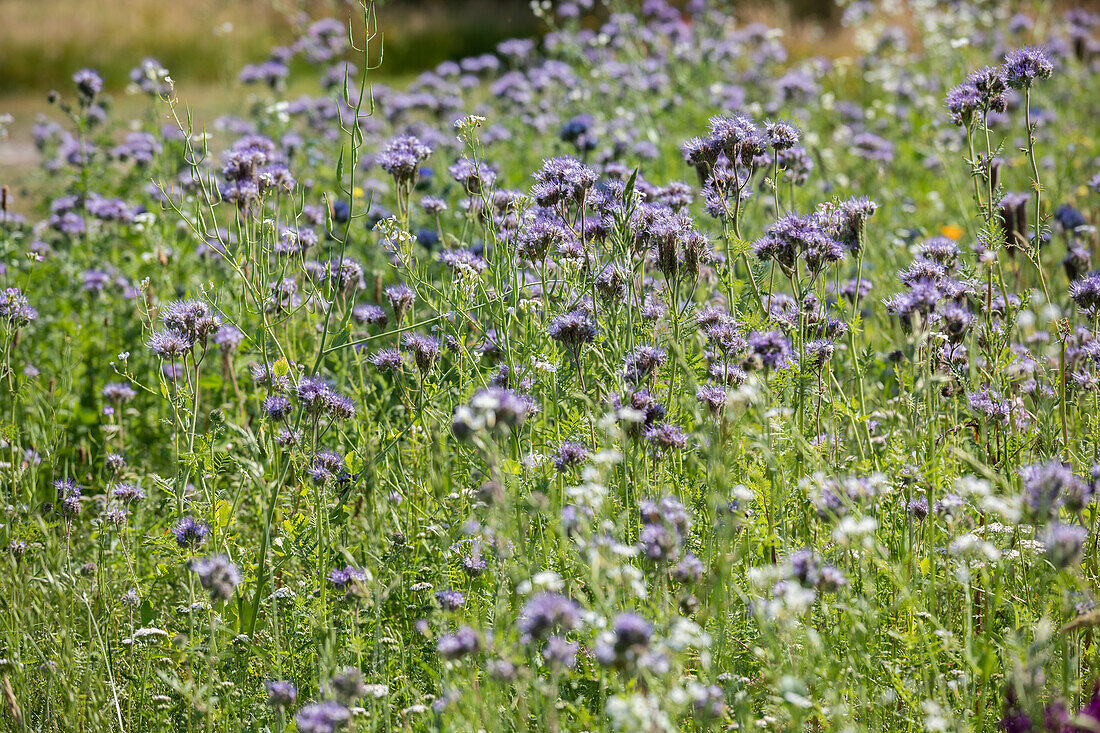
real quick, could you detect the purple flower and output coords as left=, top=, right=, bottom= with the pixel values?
left=532, top=156, right=597, bottom=208
left=548, top=310, right=597, bottom=350
left=73, top=68, right=103, bottom=100
left=171, top=516, right=210, bottom=549
left=239, top=60, right=289, bottom=89
left=673, top=553, right=705, bottom=584
left=351, top=304, right=388, bottom=328
left=1069, top=272, right=1100, bottom=312
left=1002, top=46, right=1054, bottom=88
left=517, top=592, right=580, bottom=642
left=368, top=348, right=404, bottom=372
left=452, top=387, right=536, bottom=439
left=622, top=344, right=667, bottom=384
left=448, top=158, right=496, bottom=195
left=328, top=565, right=366, bottom=592
left=191, top=554, right=241, bottom=602
left=999, top=687, right=1032, bottom=733
left=421, top=196, right=448, bottom=215
left=0, top=288, right=37, bottom=325
left=461, top=552, right=487, bottom=577
left=643, top=422, right=688, bottom=453
left=296, top=375, right=330, bottom=413
left=542, top=636, right=578, bottom=668
left=213, top=325, right=245, bottom=353
left=147, top=329, right=191, bottom=359
left=265, top=680, right=297, bottom=709
left=295, top=700, right=351, bottom=733
left=435, top=589, right=465, bottom=610
left=696, top=385, right=728, bottom=415
left=377, top=135, right=433, bottom=185
left=747, top=330, right=793, bottom=371
left=102, top=382, right=137, bottom=404
left=613, top=389, right=666, bottom=436
left=327, top=667, right=367, bottom=703
left=161, top=299, right=221, bottom=343
left=437, top=626, right=481, bottom=659
left=1021, top=461, right=1086, bottom=520
left=765, top=120, right=800, bottom=151
left=439, top=248, right=488, bottom=274
left=384, top=284, right=416, bottom=322
left=789, top=549, right=846, bottom=592
left=104, top=505, right=128, bottom=527
left=263, top=395, right=293, bottom=421
left=1043, top=523, right=1087, bottom=569
left=516, top=219, right=567, bottom=263
left=706, top=114, right=765, bottom=165
left=113, top=483, right=145, bottom=504
left=311, top=450, right=345, bottom=485
left=944, top=82, right=982, bottom=126
left=689, top=684, right=726, bottom=720
left=595, top=612, right=652, bottom=668
left=552, top=441, right=589, bottom=472
left=638, top=496, right=691, bottom=562
left=402, top=333, right=440, bottom=374
left=55, top=478, right=82, bottom=518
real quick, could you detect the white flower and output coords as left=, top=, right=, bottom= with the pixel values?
left=532, top=570, right=564, bottom=592
left=979, top=495, right=1021, bottom=523
left=363, top=684, right=388, bottom=699
left=922, top=700, right=951, bottom=731
left=954, top=475, right=990, bottom=498
left=666, top=618, right=711, bottom=651
left=833, top=516, right=878, bottom=546
left=124, top=627, right=170, bottom=645
left=606, top=694, right=674, bottom=733
left=731, top=484, right=755, bottom=504
left=776, top=582, right=817, bottom=614
left=522, top=452, right=548, bottom=469
left=565, top=472, right=607, bottom=512
left=592, top=449, right=623, bottom=466
left=728, top=378, right=762, bottom=410
left=747, top=565, right=784, bottom=589
left=948, top=533, right=1001, bottom=562
left=604, top=564, right=647, bottom=599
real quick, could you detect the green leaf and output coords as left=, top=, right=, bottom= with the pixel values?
left=623, top=167, right=639, bottom=204
left=344, top=450, right=362, bottom=474
left=215, top=500, right=232, bottom=530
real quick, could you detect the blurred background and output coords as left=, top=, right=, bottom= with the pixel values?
left=0, top=0, right=838, bottom=94
left=0, top=0, right=837, bottom=207
left=0, top=0, right=549, bottom=96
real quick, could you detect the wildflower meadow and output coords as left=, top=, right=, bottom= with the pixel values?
left=3, top=0, right=1100, bottom=730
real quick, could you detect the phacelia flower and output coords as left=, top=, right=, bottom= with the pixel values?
left=191, top=554, right=241, bottom=602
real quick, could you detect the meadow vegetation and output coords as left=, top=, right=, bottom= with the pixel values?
left=2, top=1, right=1100, bottom=731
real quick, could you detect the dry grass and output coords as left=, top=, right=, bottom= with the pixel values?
left=0, top=0, right=536, bottom=95
left=0, top=0, right=284, bottom=93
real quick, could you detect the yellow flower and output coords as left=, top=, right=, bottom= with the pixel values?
left=940, top=224, right=963, bottom=241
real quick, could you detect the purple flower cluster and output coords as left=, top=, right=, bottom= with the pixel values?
left=638, top=496, right=691, bottom=564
